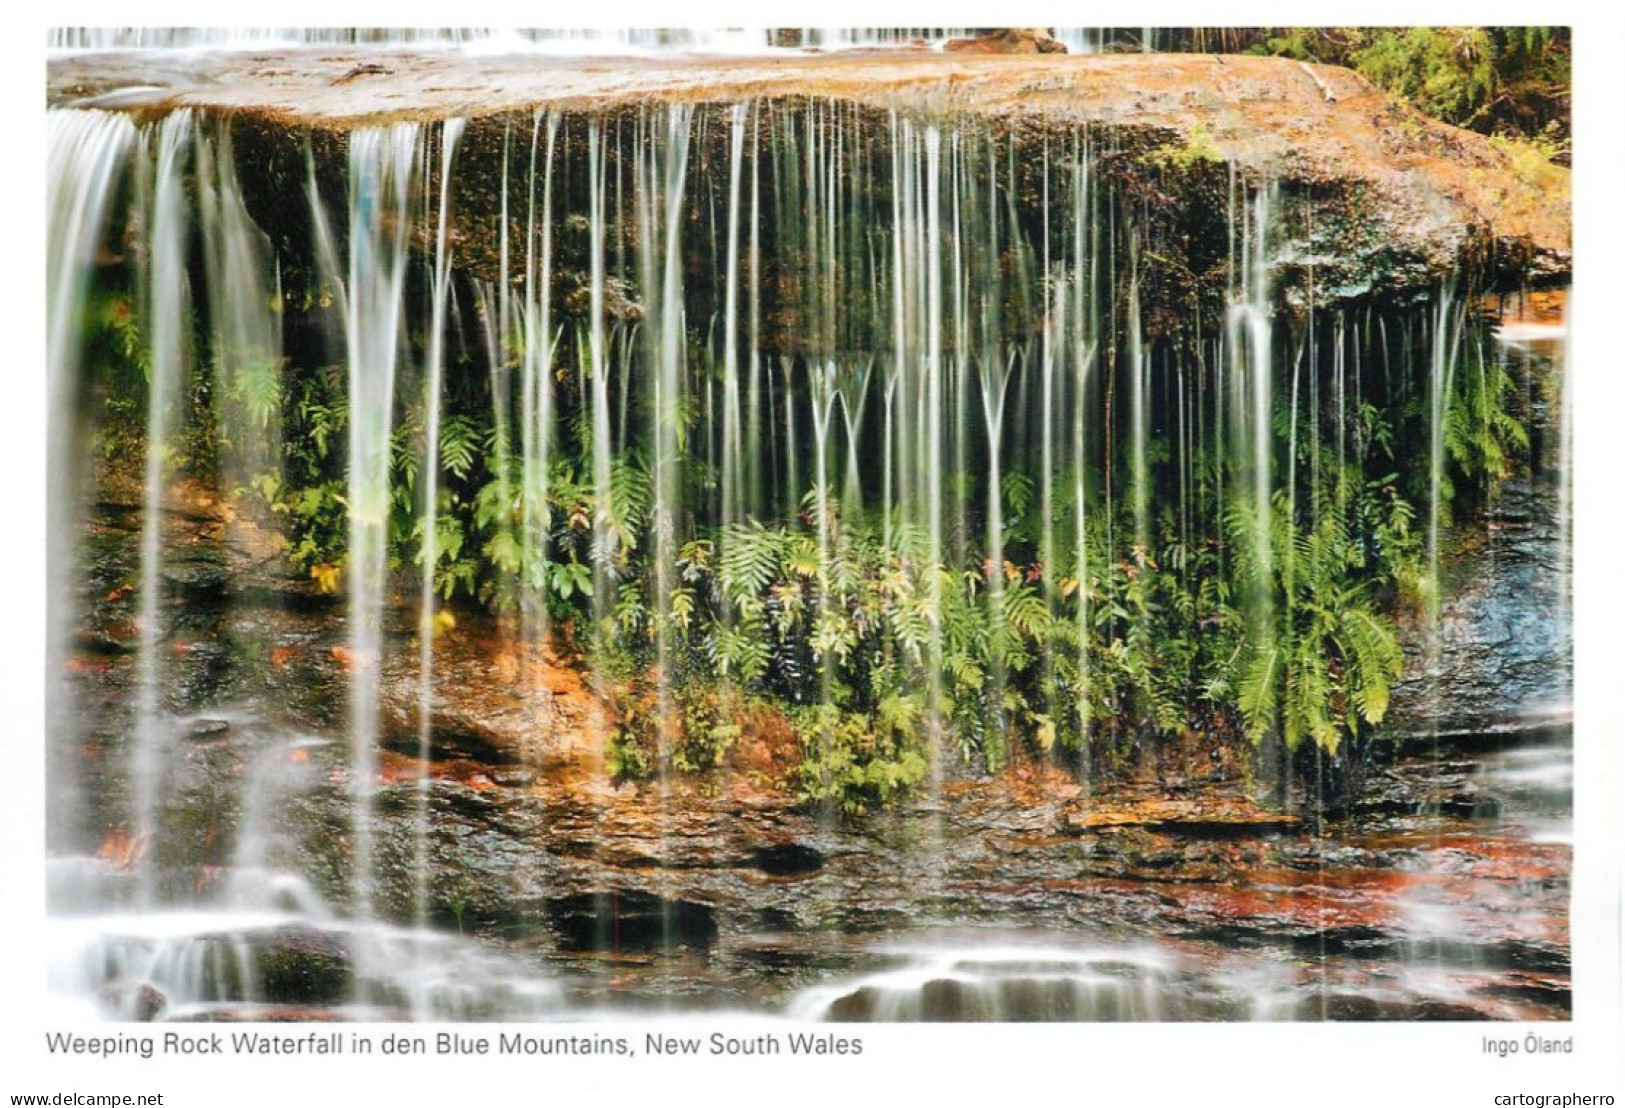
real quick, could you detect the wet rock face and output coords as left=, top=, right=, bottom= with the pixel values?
left=57, top=444, right=1570, bottom=1020
left=1389, top=478, right=1571, bottom=739
left=62, top=668, right=1573, bottom=1019
left=547, top=891, right=719, bottom=953
left=752, top=843, right=825, bottom=877
left=246, top=925, right=353, bottom=1005
left=375, top=631, right=606, bottom=771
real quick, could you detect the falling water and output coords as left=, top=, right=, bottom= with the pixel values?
left=720, top=103, right=748, bottom=540
left=1557, top=295, right=1573, bottom=681
left=343, top=123, right=421, bottom=918
left=49, top=26, right=1148, bottom=55
left=1240, top=183, right=1276, bottom=611
left=1127, top=257, right=1149, bottom=556
left=789, top=945, right=1179, bottom=1021
left=46, top=110, right=136, bottom=849
left=649, top=105, right=694, bottom=763
left=195, top=122, right=284, bottom=503
left=414, top=119, right=465, bottom=929
left=645, top=109, right=694, bottom=973
left=1220, top=175, right=1281, bottom=791
left=228, top=734, right=335, bottom=917
left=587, top=121, right=614, bottom=626
left=43, top=68, right=1572, bottom=1024
left=131, top=111, right=194, bottom=901
left=1427, top=284, right=1463, bottom=676
left=522, top=112, right=560, bottom=661
left=1069, top=137, right=1098, bottom=784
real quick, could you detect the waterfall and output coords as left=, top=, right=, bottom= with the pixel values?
left=46, top=110, right=137, bottom=851
left=42, top=55, right=1571, bottom=1024
left=1123, top=258, right=1145, bottom=561
left=720, top=103, right=748, bottom=542
left=523, top=112, right=560, bottom=663
left=1236, top=181, right=1276, bottom=631
left=47, top=99, right=1548, bottom=831
left=343, top=123, right=421, bottom=918
left=131, top=111, right=194, bottom=902
left=587, top=121, right=613, bottom=626
left=413, top=119, right=465, bottom=929
left=196, top=123, right=284, bottom=506
left=1427, top=283, right=1463, bottom=649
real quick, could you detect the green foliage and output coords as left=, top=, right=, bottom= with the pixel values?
left=1445, top=337, right=1530, bottom=492
left=247, top=370, right=350, bottom=583
left=1352, top=29, right=1497, bottom=129
left=226, top=356, right=285, bottom=434
left=1146, top=122, right=1224, bottom=171
left=795, top=698, right=930, bottom=815
left=711, top=616, right=772, bottom=684
left=1488, top=127, right=1568, bottom=171
left=606, top=682, right=742, bottom=778
left=606, top=454, right=651, bottom=559
left=1225, top=488, right=1404, bottom=755
left=605, top=721, right=653, bottom=780
left=1251, top=27, right=1569, bottom=145
left=550, top=559, right=593, bottom=600
left=438, top=415, right=482, bottom=480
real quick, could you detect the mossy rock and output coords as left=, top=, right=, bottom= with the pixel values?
left=249, top=925, right=353, bottom=1005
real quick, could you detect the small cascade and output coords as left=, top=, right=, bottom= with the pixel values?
left=48, top=901, right=567, bottom=1022
left=47, top=729, right=567, bottom=1021
left=227, top=736, right=337, bottom=918
left=788, top=945, right=1251, bottom=1021
left=1480, top=744, right=1574, bottom=845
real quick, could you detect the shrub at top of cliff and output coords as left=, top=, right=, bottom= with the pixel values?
left=1243, top=27, right=1570, bottom=151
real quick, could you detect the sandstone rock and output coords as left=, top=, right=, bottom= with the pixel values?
left=47, top=52, right=1568, bottom=297
left=944, top=28, right=1068, bottom=55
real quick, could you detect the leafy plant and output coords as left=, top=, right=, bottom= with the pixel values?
left=1226, top=488, right=1403, bottom=755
